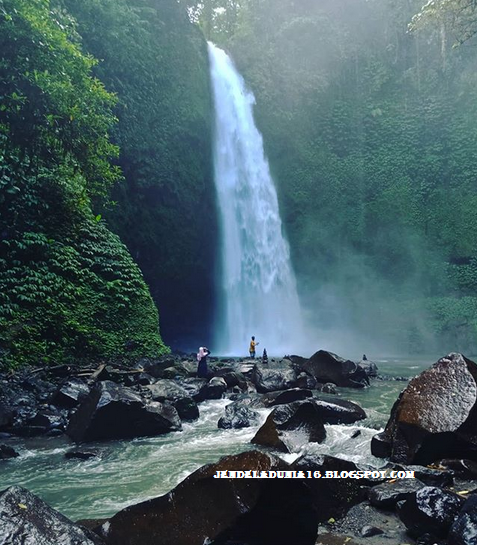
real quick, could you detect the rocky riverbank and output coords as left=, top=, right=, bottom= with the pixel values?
left=2, top=352, right=477, bottom=544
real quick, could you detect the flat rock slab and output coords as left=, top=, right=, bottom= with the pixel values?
left=368, top=479, right=424, bottom=510
left=316, top=502, right=408, bottom=545
left=311, top=397, right=366, bottom=424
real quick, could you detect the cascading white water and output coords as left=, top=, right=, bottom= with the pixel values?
left=208, top=43, right=305, bottom=356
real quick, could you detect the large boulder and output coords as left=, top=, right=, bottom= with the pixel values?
left=218, top=401, right=260, bottom=429
left=310, top=397, right=366, bottom=424
left=300, top=350, right=369, bottom=388
left=66, top=381, right=181, bottom=442
left=449, top=494, right=477, bottom=545
left=251, top=366, right=297, bottom=393
left=145, top=381, right=198, bottom=421
left=199, top=377, right=227, bottom=400
left=371, top=353, right=477, bottom=464
left=251, top=400, right=326, bottom=453
left=213, top=368, right=247, bottom=390
left=50, top=378, right=90, bottom=409
left=368, top=479, right=425, bottom=510
left=99, top=451, right=318, bottom=545
left=0, top=485, right=104, bottom=545
left=179, top=378, right=208, bottom=402
left=397, top=486, right=465, bottom=539
left=290, top=454, right=372, bottom=522
left=0, top=445, right=19, bottom=460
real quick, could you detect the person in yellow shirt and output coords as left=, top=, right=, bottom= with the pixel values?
left=249, top=336, right=259, bottom=358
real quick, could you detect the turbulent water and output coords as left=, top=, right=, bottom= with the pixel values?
left=0, top=358, right=432, bottom=521
left=208, top=43, right=305, bottom=356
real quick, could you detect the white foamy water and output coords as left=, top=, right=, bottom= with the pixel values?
left=0, top=358, right=431, bottom=521
left=0, top=400, right=270, bottom=519
left=208, top=43, right=306, bottom=356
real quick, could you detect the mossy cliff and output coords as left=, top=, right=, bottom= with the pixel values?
left=64, top=0, right=217, bottom=347
left=0, top=0, right=168, bottom=368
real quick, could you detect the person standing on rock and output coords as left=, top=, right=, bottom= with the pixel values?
left=197, top=346, right=210, bottom=378
left=249, top=336, right=259, bottom=358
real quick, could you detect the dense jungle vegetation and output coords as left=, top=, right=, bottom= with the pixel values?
left=194, top=0, right=477, bottom=353
left=1, top=0, right=477, bottom=367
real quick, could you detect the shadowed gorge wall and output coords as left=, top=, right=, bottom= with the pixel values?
left=63, top=0, right=217, bottom=348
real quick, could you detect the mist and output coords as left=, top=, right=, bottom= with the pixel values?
left=198, top=0, right=477, bottom=358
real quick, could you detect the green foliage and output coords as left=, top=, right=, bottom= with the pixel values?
left=216, top=0, right=477, bottom=353
left=411, top=0, right=477, bottom=45
left=0, top=0, right=167, bottom=368
left=0, top=0, right=121, bottom=200
left=64, top=0, right=216, bottom=344
left=0, top=217, right=167, bottom=368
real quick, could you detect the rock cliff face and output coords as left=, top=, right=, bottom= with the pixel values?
left=64, top=0, right=217, bottom=348
left=372, top=353, right=477, bottom=464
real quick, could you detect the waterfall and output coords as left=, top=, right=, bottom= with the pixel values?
left=208, top=43, right=305, bottom=356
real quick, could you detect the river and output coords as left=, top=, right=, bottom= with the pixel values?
left=0, top=356, right=436, bottom=521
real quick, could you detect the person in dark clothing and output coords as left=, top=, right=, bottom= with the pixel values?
left=197, top=346, right=210, bottom=378
left=362, top=354, right=368, bottom=361
left=262, top=348, right=268, bottom=364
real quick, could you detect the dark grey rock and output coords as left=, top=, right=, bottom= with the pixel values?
left=0, top=444, right=19, bottom=460
left=448, top=494, right=477, bottom=545
left=66, top=381, right=181, bottom=442
left=200, top=377, right=227, bottom=400
left=360, top=525, right=384, bottom=537
left=65, top=450, right=97, bottom=460
left=50, top=378, right=90, bottom=409
left=373, top=353, right=477, bottom=465
left=102, top=451, right=316, bottom=545
left=218, top=402, right=260, bottom=430
left=368, top=479, right=425, bottom=510
left=300, top=350, right=369, bottom=388
left=251, top=366, right=297, bottom=393
left=145, top=381, right=199, bottom=420
left=320, top=383, right=337, bottom=394
left=397, top=485, right=465, bottom=538
left=294, top=373, right=317, bottom=390
left=371, top=431, right=392, bottom=458
left=213, top=369, right=247, bottom=390
left=332, top=500, right=409, bottom=541
left=0, top=485, right=105, bottom=544
left=252, top=400, right=326, bottom=453
left=311, top=397, right=366, bottom=424
left=359, top=359, right=379, bottom=378
left=268, top=388, right=313, bottom=406
left=439, top=458, right=477, bottom=479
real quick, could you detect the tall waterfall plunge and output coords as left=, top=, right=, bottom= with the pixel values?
left=208, top=43, right=306, bottom=356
